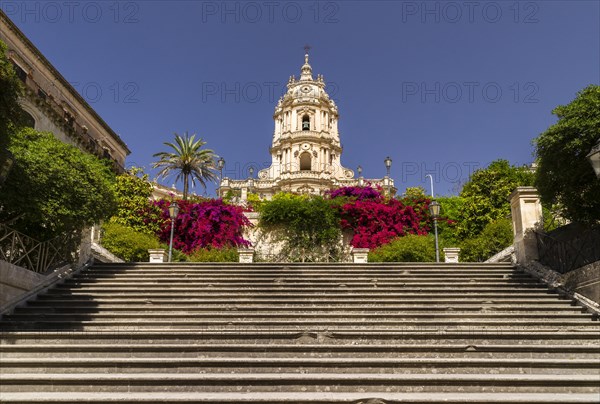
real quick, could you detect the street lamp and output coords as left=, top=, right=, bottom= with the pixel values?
left=167, top=202, right=179, bottom=263
left=586, top=139, right=600, bottom=178
left=248, top=166, right=255, bottom=193
left=357, top=165, right=363, bottom=186
left=384, top=156, right=392, bottom=195
left=429, top=200, right=441, bottom=263
left=217, top=157, right=225, bottom=197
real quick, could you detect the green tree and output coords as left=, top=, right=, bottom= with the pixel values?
left=456, top=159, right=534, bottom=240
left=369, top=234, right=436, bottom=262
left=0, top=39, right=24, bottom=182
left=0, top=128, right=116, bottom=241
left=101, top=222, right=161, bottom=262
left=110, top=167, right=164, bottom=234
left=152, top=132, right=218, bottom=200
left=258, top=193, right=343, bottom=262
left=460, top=218, right=514, bottom=262
left=436, top=195, right=464, bottom=246
left=402, top=186, right=427, bottom=199
left=534, top=85, right=600, bottom=224
left=0, top=39, right=23, bottom=149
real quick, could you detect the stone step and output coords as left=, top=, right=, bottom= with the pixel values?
left=2, top=392, right=599, bottom=403
left=2, top=343, right=598, bottom=359
left=4, top=317, right=598, bottom=329
left=63, top=280, right=544, bottom=287
left=2, top=373, right=598, bottom=393
left=5, top=312, right=593, bottom=322
left=56, top=286, right=551, bottom=293
left=21, top=300, right=585, bottom=315
left=81, top=271, right=522, bottom=278
left=2, top=357, right=598, bottom=374
left=90, top=262, right=515, bottom=269
left=84, top=268, right=520, bottom=275
left=30, top=297, right=572, bottom=305
left=3, top=329, right=600, bottom=344
left=41, top=290, right=562, bottom=298
left=70, top=275, right=539, bottom=279
left=13, top=307, right=586, bottom=316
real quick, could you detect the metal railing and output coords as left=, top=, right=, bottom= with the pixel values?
left=535, top=224, right=600, bottom=274
left=0, top=223, right=72, bottom=273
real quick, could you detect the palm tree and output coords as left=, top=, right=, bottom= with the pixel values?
left=152, top=132, right=218, bottom=200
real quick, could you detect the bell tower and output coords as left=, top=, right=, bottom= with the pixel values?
left=258, top=50, right=354, bottom=194
left=218, top=50, right=394, bottom=199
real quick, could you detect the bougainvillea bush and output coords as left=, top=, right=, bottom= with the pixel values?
left=338, top=198, right=432, bottom=249
left=325, top=186, right=432, bottom=249
left=326, top=185, right=382, bottom=201
left=152, top=199, right=251, bottom=254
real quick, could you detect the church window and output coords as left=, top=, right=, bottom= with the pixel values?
left=11, top=61, right=27, bottom=83
left=21, top=111, right=35, bottom=128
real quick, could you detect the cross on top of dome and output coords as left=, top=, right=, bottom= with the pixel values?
left=300, top=45, right=313, bottom=81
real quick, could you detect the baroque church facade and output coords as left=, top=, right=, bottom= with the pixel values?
left=219, top=53, right=395, bottom=199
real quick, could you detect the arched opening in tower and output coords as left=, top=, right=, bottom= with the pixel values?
left=302, top=115, right=310, bottom=131
left=300, top=152, right=312, bottom=171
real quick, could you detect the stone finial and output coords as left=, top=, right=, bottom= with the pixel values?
left=443, top=248, right=461, bottom=263
left=238, top=247, right=255, bottom=263
left=300, top=51, right=313, bottom=81
left=352, top=248, right=370, bottom=263
left=148, top=249, right=166, bottom=263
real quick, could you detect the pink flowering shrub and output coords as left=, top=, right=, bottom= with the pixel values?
left=338, top=197, right=433, bottom=249
left=326, top=186, right=383, bottom=201
left=152, top=199, right=251, bottom=254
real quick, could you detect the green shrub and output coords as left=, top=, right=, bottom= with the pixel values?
left=186, top=247, right=239, bottom=262
left=368, top=234, right=436, bottom=262
left=459, top=218, right=513, bottom=262
left=101, top=222, right=161, bottom=262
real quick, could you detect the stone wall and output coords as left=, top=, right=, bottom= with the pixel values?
left=0, top=260, right=46, bottom=307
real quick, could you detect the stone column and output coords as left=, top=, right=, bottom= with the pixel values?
left=510, top=187, right=543, bottom=264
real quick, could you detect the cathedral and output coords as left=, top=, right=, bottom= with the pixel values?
left=218, top=52, right=395, bottom=199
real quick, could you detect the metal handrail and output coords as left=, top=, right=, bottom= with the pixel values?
left=535, top=225, right=600, bottom=274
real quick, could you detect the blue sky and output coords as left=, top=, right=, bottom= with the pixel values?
left=4, top=0, right=599, bottom=196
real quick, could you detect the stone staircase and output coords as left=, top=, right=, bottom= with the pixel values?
left=1, top=262, right=599, bottom=403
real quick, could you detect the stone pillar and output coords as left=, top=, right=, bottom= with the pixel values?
left=510, top=187, right=543, bottom=264
left=148, top=249, right=166, bottom=263
left=443, top=248, right=460, bottom=263
left=77, top=227, right=93, bottom=267
left=352, top=248, right=369, bottom=263
left=238, top=247, right=255, bottom=263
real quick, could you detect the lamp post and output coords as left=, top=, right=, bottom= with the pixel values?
left=168, top=202, right=179, bottom=263
left=248, top=166, right=255, bottom=193
left=357, top=165, right=363, bottom=187
left=429, top=200, right=441, bottom=263
left=217, top=157, right=225, bottom=197
left=425, top=174, right=440, bottom=263
left=587, top=139, right=600, bottom=178
left=384, top=156, right=392, bottom=195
